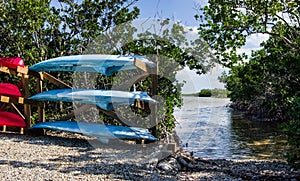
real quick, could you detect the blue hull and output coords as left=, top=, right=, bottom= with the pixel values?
left=30, top=121, right=157, bottom=141
left=29, top=54, right=154, bottom=76
left=29, top=89, right=155, bottom=110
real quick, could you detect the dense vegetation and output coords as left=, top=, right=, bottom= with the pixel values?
left=198, top=89, right=212, bottom=97
left=183, top=89, right=228, bottom=98
left=198, top=0, right=300, bottom=167
left=0, top=0, right=214, bottom=139
left=91, top=19, right=215, bottom=137
left=0, top=0, right=141, bottom=125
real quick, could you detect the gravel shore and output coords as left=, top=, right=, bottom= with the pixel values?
left=0, top=131, right=299, bottom=180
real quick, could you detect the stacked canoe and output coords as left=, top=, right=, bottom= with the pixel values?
left=0, top=55, right=158, bottom=142
left=0, top=57, right=27, bottom=133
left=28, top=55, right=157, bottom=142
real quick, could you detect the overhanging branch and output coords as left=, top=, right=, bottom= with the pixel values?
left=255, top=31, right=300, bottom=52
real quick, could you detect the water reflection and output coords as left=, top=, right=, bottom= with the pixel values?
left=230, top=112, right=290, bottom=160
left=174, top=97, right=291, bottom=161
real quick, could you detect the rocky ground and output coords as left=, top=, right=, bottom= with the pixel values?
left=0, top=130, right=299, bottom=180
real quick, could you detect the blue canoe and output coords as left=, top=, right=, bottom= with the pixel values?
left=29, top=89, right=156, bottom=110
left=30, top=121, right=157, bottom=142
left=29, top=54, right=155, bottom=76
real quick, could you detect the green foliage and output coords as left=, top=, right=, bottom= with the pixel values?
left=0, top=0, right=51, bottom=64
left=84, top=19, right=215, bottom=138
left=215, top=19, right=300, bottom=166
left=198, top=0, right=300, bottom=164
left=198, top=89, right=212, bottom=97
left=0, top=1, right=214, bottom=139
left=0, top=0, right=140, bottom=63
left=281, top=120, right=300, bottom=147
left=199, top=1, right=300, bottom=119
left=0, top=0, right=140, bottom=124
left=223, top=33, right=300, bottom=120
left=280, top=96, right=300, bottom=168
left=197, top=0, right=300, bottom=66
left=183, top=89, right=228, bottom=98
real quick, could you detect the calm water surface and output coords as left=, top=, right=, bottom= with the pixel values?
left=174, top=97, right=291, bottom=161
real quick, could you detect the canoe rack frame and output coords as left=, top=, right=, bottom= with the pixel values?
left=0, top=56, right=178, bottom=153
left=0, top=57, right=159, bottom=137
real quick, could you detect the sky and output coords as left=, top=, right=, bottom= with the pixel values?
left=134, top=0, right=268, bottom=93
left=134, top=0, right=226, bottom=93
left=135, top=0, right=201, bottom=27
left=51, top=0, right=268, bottom=93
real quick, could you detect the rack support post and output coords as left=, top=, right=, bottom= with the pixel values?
left=150, top=57, right=159, bottom=138
left=22, top=74, right=31, bottom=128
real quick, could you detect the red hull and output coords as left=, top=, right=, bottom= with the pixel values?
left=0, top=111, right=26, bottom=128
left=0, top=57, right=24, bottom=69
left=0, top=83, right=22, bottom=98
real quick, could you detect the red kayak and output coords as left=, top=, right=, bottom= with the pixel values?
left=0, top=83, right=22, bottom=98
left=0, top=111, right=26, bottom=128
left=0, top=57, right=24, bottom=69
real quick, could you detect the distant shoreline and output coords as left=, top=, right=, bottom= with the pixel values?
left=182, top=88, right=228, bottom=98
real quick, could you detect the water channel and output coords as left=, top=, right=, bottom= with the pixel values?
left=174, top=97, right=292, bottom=161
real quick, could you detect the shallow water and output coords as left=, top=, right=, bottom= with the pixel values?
left=174, top=97, right=292, bottom=161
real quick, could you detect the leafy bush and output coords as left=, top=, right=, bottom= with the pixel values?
left=197, top=0, right=300, bottom=166
left=198, top=89, right=212, bottom=97
left=280, top=96, right=300, bottom=168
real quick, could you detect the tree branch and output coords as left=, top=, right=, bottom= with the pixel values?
left=275, top=14, right=300, bottom=36
left=287, top=10, right=300, bottom=27
left=255, top=31, right=300, bottom=51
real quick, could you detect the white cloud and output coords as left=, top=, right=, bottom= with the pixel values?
left=237, top=33, right=269, bottom=56
left=176, top=65, right=227, bottom=94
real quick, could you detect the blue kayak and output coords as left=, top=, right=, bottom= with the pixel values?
left=29, top=89, right=156, bottom=110
left=29, top=54, right=155, bottom=76
left=30, top=121, right=157, bottom=142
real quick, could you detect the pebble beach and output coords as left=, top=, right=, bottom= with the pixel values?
left=0, top=131, right=299, bottom=180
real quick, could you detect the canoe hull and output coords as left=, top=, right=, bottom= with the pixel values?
left=0, top=111, right=26, bottom=128
left=30, top=121, right=157, bottom=141
left=0, top=83, right=22, bottom=97
left=29, top=89, right=155, bottom=110
left=29, top=54, right=152, bottom=76
left=0, top=57, right=24, bottom=69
